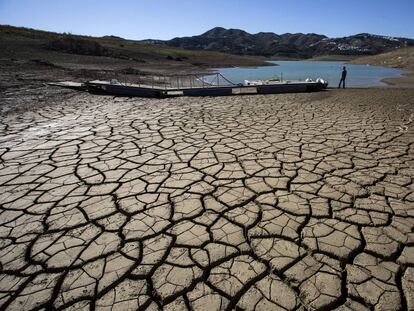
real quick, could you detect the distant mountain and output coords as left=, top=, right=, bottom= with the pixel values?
left=147, top=27, right=414, bottom=58
left=141, top=39, right=167, bottom=45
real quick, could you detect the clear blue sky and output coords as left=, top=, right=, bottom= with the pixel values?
left=1, top=0, right=413, bottom=40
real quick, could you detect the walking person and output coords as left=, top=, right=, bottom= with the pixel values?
left=338, top=66, right=347, bottom=88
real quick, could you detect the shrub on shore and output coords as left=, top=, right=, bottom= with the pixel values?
left=46, top=35, right=109, bottom=56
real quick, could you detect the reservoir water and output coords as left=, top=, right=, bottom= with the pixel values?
left=212, top=61, right=403, bottom=87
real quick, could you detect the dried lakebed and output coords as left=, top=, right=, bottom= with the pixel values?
left=0, top=89, right=414, bottom=310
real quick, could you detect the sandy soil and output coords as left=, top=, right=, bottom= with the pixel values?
left=382, top=71, right=414, bottom=88
left=0, top=88, right=413, bottom=310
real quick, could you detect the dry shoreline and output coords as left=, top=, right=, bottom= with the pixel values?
left=0, top=88, right=413, bottom=309
left=381, top=70, right=414, bottom=88
left=1, top=28, right=414, bottom=309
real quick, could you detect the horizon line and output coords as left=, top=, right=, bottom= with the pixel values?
left=2, top=23, right=414, bottom=42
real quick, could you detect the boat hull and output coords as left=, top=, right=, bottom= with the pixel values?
left=257, top=82, right=327, bottom=94
left=65, top=80, right=329, bottom=98
left=86, top=82, right=164, bottom=98
left=182, top=87, right=233, bottom=97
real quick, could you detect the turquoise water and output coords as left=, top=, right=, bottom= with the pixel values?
left=211, top=61, right=403, bottom=87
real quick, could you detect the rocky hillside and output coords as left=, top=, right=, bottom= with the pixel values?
left=155, top=27, right=414, bottom=58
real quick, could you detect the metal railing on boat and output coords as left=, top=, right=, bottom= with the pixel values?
left=107, top=72, right=238, bottom=91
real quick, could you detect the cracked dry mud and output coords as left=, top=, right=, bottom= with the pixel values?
left=0, top=89, right=414, bottom=310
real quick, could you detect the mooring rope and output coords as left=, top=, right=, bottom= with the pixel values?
left=218, top=73, right=237, bottom=86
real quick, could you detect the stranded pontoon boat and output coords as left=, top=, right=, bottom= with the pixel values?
left=49, top=73, right=328, bottom=98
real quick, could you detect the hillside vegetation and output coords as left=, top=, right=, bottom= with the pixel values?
left=0, top=24, right=267, bottom=73
left=351, top=47, right=414, bottom=69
